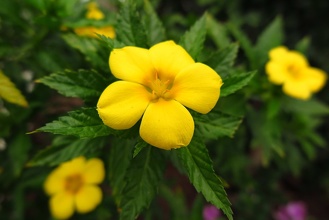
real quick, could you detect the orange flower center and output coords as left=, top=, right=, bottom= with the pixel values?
left=65, top=174, right=83, bottom=194
left=148, top=72, right=173, bottom=101
left=287, top=64, right=303, bottom=79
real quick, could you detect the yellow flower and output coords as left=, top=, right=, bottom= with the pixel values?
left=266, top=46, right=327, bottom=100
left=86, top=2, right=104, bottom=20
left=97, top=41, right=222, bottom=150
left=44, top=157, right=105, bottom=219
left=74, top=26, right=115, bottom=39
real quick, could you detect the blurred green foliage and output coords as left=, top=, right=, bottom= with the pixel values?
left=1, top=0, right=329, bottom=219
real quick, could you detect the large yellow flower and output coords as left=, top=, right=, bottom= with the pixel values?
left=97, top=41, right=222, bottom=150
left=44, top=157, right=105, bottom=220
left=266, top=46, right=327, bottom=100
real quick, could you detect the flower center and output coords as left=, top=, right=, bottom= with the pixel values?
left=148, top=72, right=173, bottom=101
left=287, top=64, right=303, bottom=79
left=65, top=174, right=83, bottom=194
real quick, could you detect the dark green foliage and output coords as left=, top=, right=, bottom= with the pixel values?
left=175, top=135, right=233, bottom=220
left=34, top=108, right=114, bottom=138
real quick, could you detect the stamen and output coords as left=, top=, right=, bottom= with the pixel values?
left=65, top=174, right=83, bottom=194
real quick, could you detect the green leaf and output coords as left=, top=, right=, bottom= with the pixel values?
left=206, top=14, right=231, bottom=49
left=0, top=70, right=28, bottom=107
left=196, top=111, right=243, bottom=139
left=28, top=136, right=106, bottom=167
left=142, top=0, right=166, bottom=46
left=33, top=108, right=114, bottom=138
left=205, top=43, right=239, bottom=78
left=216, top=94, right=247, bottom=117
left=116, top=0, right=148, bottom=47
left=295, top=36, right=311, bottom=54
left=37, top=69, right=111, bottom=101
left=119, top=147, right=165, bottom=220
left=283, top=98, right=329, bottom=115
left=97, top=34, right=125, bottom=51
left=254, top=16, right=284, bottom=66
left=109, top=138, right=135, bottom=205
left=8, top=133, right=31, bottom=176
left=226, top=22, right=256, bottom=68
left=179, top=14, right=207, bottom=59
left=175, top=135, right=233, bottom=220
left=133, top=139, right=148, bottom=158
left=221, top=71, right=256, bottom=97
left=25, top=0, right=46, bottom=12
left=62, top=33, right=107, bottom=68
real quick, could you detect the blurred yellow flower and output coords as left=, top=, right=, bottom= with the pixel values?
left=72, top=1, right=115, bottom=39
left=86, top=2, right=104, bottom=20
left=74, top=26, right=115, bottom=38
left=44, top=157, right=104, bottom=220
left=266, top=46, right=327, bottom=100
left=97, top=41, right=222, bottom=150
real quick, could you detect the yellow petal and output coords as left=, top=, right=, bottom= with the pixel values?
left=0, top=70, right=28, bottom=107
left=97, top=81, right=151, bottom=129
left=149, top=41, right=195, bottom=81
left=171, top=63, right=222, bottom=114
left=109, top=47, right=154, bottom=85
left=59, top=157, right=86, bottom=176
left=44, top=169, right=65, bottom=196
left=140, top=99, right=194, bottom=150
left=283, top=80, right=311, bottom=100
left=86, top=9, right=104, bottom=20
left=286, top=51, right=308, bottom=68
left=83, top=158, right=105, bottom=184
left=303, top=67, right=327, bottom=92
left=75, top=185, right=102, bottom=214
left=50, top=192, right=75, bottom=220
left=94, top=26, right=115, bottom=39
left=269, top=46, right=289, bottom=61
left=265, top=61, right=289, bottom=84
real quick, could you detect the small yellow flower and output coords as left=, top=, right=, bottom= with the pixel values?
left=86, top=2, right=104, bottom=20
left=44, top=157, right=105, bottom=220
left=74, top=26, right=115, bottom=38
left=266, top=46, right=327, bottom=100
left=97, top=41, right=222, bottom=150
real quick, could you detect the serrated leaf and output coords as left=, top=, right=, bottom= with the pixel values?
left=0, top=70, right=28, bottom=107
left=28, top=136, right=106, bottom=167
left=206, top=14, right=231, bottom=49
left=33, top=108, right=114, bottom=138
left=196, top=111, right=243, bottom=139
left=254, top=16, right=283, bottom=66
left=119, top=147, right=165, bottom=220
left=37, top=69, right=111, bottom=101
left=97, top=34, right=125, bottom=51
left=133, top=139, right=148, bottom=158
left=62, top=33, right=107, bottom=68
left=142, top=0, right=166, bottom=46
left=116, top=0, right=148, bottom=47
left=179, top=14, right=207, bottom=59
left=205, top=43, right=239, bottom=78
left=221, top=71, right=256, bottom=97
left=175, top=135, right=233, bottom=220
